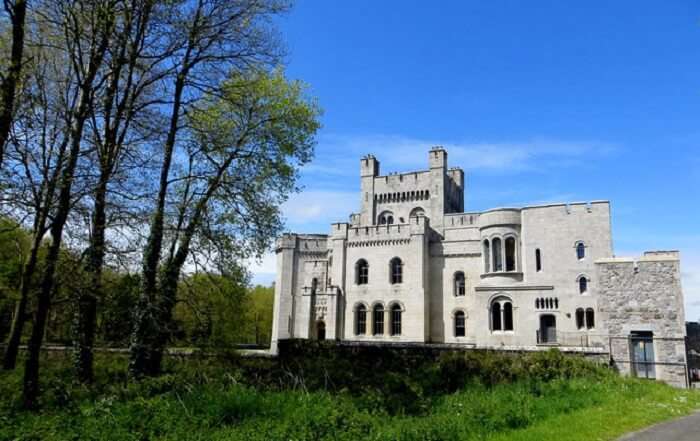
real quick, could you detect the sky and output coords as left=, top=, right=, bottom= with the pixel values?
left=249, top=0, right=700, bottom=321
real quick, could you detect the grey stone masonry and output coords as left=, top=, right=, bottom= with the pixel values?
left=596, top=251, right=687, bottom=387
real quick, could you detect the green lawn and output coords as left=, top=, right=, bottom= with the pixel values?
left=0, top=352, right=698, bottom=440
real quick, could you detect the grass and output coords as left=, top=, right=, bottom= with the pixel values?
left=0, top=350, right=698, bottom=440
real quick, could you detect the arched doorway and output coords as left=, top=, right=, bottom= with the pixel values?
left=316, top=321, right=326, bottom=341
left=539, top=314, right=556, bottom=344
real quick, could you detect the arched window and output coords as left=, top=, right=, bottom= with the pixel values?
left=390, top=257, right=403, bottom=284
left=576, top=308, right=585, bottom=329
left=505, top=237, right=516, bottom=271
left=356, top=259, right=369, bottom=285
left=535, top=248, right=542, bottom=272
left=585, top=308, right=595, bottom=329
left=576, top=308, right=595, bottom=330
left=576, top=242, right=585, bottom=260
left=409, top=207, right=425, bottom=218
left=311, top=278, right=318, bottom=295
left=491, top=302, right=501, bottom=330
left=492, top=237, right=503, bottom=272
left=454, top=311, right=466, bottom=337
left=483, top=240, right=491, bottom=273
left=373, top=304, right=384, bottom=335
left=378, top=211, right=394, bottom=225
left=390, top=304, right=402, bottom=336
left=578, top=276, right=588, bottom=294
left=491, top=297, right=514, bottom=331
left=355, top=304, right=367, bottom=335
left=503, top=302, right=513, bottom=331
left=454, top=271, right=466, bottom=296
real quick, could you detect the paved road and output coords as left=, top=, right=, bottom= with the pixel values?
left=618, top=412, right=700, bottom=441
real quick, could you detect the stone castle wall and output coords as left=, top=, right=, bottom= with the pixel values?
left=596, top=252, right=687, bottom=387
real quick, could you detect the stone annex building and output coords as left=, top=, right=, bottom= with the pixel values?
left=271, top=147, right=689, bottom=386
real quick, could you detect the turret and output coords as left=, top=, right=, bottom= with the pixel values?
left=428, top=147, right=447, bottom=230
left=360, top=155, right=379, bottom=225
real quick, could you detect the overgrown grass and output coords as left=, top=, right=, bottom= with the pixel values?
left=0, top=350, right=698, bottom=440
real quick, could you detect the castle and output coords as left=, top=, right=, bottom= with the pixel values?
left=271, top=147, right=689, bottom=386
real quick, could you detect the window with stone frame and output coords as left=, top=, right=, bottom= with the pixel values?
left=373, top=304, right=384, bottom=335
left=390, top=257, right=403, bottom=284
left=578, top=275, right=588, bottom=294
left=454, top=271, right=466, bottom=296
left=491, top=297, right=514, bottom=331
left=356, top=259, right=369, bottom=285
left=483, top=239, right=491, bottom=273
left=390, top=304, right=402, bottom=336
left=454, top=311, right=466, bottom=337
left=505, top=237, right=516, bottom=271
left=492, top=237, right=503, bottom=272
left=355, top=304, right=367, bottom=335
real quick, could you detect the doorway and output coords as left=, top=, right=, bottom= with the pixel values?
left=539, top=315, right=556, bottom=344
left=630, top=331, right=655, bottom=379
left=316, top=321, right=326, bottom=341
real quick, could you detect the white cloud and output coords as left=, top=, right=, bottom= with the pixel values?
left=310, top=133, right=617, bottom=177
left=281, top=190, right=358, bottom=225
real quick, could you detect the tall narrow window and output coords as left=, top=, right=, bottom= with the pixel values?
left=355, top=305, right=367, bottom=335
left=454, top=271, right=466, bottom=296
left=535, top=248, right=542, bottom=272
left=491, top=302, right=502, bottom=331
left=455, top=311, right=466, bottom=337
left=390, top=304, right=402, bottom=336
left=579, top=276, right=588, bottom=294
left=576, top=308, right=585, bottom=329
left=356, top=259, right=369, bottom=285
left=585, top=308, right=595, bottom=329
left=503, top=302, right=513, bottom=331
left=390, top=258, right=403, bottom=284
left=505, top=237, right=516, bottom=271
left=483, top=240, right=491, bottom=273
left=576, top=242, right=585, bottom=260
left=492, top=237, right=503, bottom=272
left=373, top=304, right=384, bottom=335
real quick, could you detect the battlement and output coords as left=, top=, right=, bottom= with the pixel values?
left=275, top=233, right=329, bottom=253
left=444, top=212, right=480, bottom=228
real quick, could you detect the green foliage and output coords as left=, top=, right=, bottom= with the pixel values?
left=172, top=280, right=273, bottom=348
left=0, top=352, right=698, bottom=441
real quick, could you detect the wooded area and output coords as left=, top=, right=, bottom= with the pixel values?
left=0, top=0, right=320, bottom=409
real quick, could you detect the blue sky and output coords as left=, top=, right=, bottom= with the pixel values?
left=250, top=0, right=700, bottom=321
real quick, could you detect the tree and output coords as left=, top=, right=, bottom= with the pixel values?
left=130, top=0, right=289, bottom=377
left=73, top=0, right=159, bottom=384
left=0, top=0, right=28, bottom=167
left=131, top=69, right=320, bottom=376
left=0, top=7, right=80, bottom=370
left=22, top=0, right=118, bottom=408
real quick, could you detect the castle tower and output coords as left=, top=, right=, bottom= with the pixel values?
left=428, top=147, right=447, bottom=230
left=360, top=155, right=379, bottom=225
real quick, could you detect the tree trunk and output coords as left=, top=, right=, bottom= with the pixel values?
left=73, top=178, right=107, bottom=383
left=129, top=74, right=187, bottom=378
left=22, top=16, right=113, bottom=406
left=2, top=234, right=40, bottom=370
left=0, top=0, right=27, bottom=167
